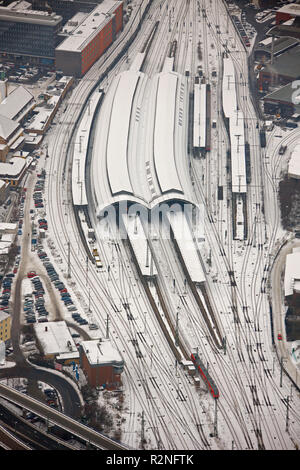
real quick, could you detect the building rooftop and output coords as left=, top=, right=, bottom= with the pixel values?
left=0, top=114, right=20, bottom=141
left=256, top=36, right=299, bottom=56
left=0, top=5, right=62, bottom=26
left=277, top=3, right=300, bottom=18
left=81, top=338, right=124, bottom=367
left=264, top=81, right=300, bottom=108
left=0, top=157, right=27, bottom=178
left=0, top=85, right=34, bottom=122
left=285, top=248, right=300, bottom=296
left=34, top=321, right=77, bottom=356
left=288, top=143, right=300, bottom=179
left=56, top=1, right=122, bottom=53
left=262, top=44, right=300, bottom=78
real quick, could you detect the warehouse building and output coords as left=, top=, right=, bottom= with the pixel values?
left=0, top=2, right=63, bottom=64
left=258, top=44, right=300, bottom=91
left=79, top=338, right=124, bottom=389
left=284, top=247, right=300, bottom=315
left=55, top=0, right=123, bottom=77
left=263, top=81, right=300, bottom=117
left=34, top=320, right=79, bottom=364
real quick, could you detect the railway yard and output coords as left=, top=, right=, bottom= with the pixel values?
left=1, top=0, right=300, bottom=452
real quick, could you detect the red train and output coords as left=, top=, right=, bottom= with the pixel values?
left=191, top=352, right=219, bottom=399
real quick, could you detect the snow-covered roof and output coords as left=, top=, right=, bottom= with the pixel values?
left=129, top=52, right=146, bottom=72
left=288, top=143, right=300, bottom=179
left=91, top=65, right=192, bottom=213
left=229, top=110, right=247, bottom=193
left=81, top=338, right=124, bottom=367
left=0, top=223, right=17, bottom=233
left=34, top=321, right=77, bottom=356
left=0, top=157, right=27, bottom=178
left=106, top=71, right=141, bottom=196
left=72, top=90, right=103, bottom=206
left=0, top=114, right=20, bottom=140
left=284, top=249, right=300, bottom=297
left=222, top=56, right=237, bottom=119
left=0, top=86, right=34, bottom=122
left=199, top=83, right=207, bottom=149
left=166, top=209, right=205, bottom=284
left=122, top=214, right=157, bottom=277
left=56, top=1, right=121, bottom=53
left=153, top=72, right=183, bottom=194
left=277, top=3, right=300, bottom=18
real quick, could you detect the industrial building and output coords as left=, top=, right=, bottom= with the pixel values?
left=284, top=247, right=300, bottom=315
left=79, top=338, right=124, bottom=390
left=55, top=0, right=123, bottom=77
left=258, top=44, right=300, bottom=91
left=263, top=81, right=300, bottom=117
left=268, top=2, right=300, bottom=40
left=34, top=321, right=79, bottom=364
left=0, top=1, right=63, bottom=64
left=254, top=36, right=300, bottom=63
left=288, top=143, right=300, bottom=180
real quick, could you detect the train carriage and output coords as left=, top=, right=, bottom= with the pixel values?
left=191, top=352, right=219, bottom=399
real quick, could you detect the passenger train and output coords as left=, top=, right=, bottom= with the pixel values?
left=191, top=352, right=219, bottom=399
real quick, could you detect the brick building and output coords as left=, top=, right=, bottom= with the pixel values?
left=79, top=338, right=124, bottom=389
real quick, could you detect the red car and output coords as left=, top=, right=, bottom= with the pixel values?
left=13, top=268, right=18, bottom=274
left=278, top=333, right=282, bottom=340
left=27, top=271, right=36, bottom=278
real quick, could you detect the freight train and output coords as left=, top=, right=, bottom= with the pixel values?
left=191, top=352, right=219, bottom=399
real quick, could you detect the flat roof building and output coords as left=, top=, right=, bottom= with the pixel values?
left=0, top=4, right=62, bottom=62
left=263, top=81, right=300, bottom=117
left=79, top=338, right=124, bottom=389
left=34, top=320, right=79, bottom=363
left=55, top=1, right=123, bottom=77
left=258, top=44, right=300, bottom=91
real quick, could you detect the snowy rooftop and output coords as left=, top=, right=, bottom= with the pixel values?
left=229, top=110, right=247, bottom=193
left=56, top=1, right=121, bottom=53
left=34, top=321, right=77, bottom=356
left=288, top=143, right=300, bottom=179
left=0, top=86, right=34, bottom=122
left=122, top=214, right=157, bottom=277
left=92, top=63, right=192, bottom=213
left=284, top=248, right=300, bottom=297
left=222, top=56, right=237, bottom=119
left=277, top=3, right=300, bottom=17
left=153, top=72, right=183, bottom=194
left=0, top=157, right=27, bottom=178
left=72, top=91, right=103, bottom=206
left=81, top=338, right=124, bottom=366
left=0, top=114, right=20, bottom=140
left=0, top=5, right=62, bottom=25
left=166, top=209, right=205, bottom=284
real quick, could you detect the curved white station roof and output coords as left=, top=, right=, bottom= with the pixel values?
left=153, top=72, right=183, bottom=194
left=106, top=71, right=142, bottom=196
left=91, top=58, right=193, bottom=214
